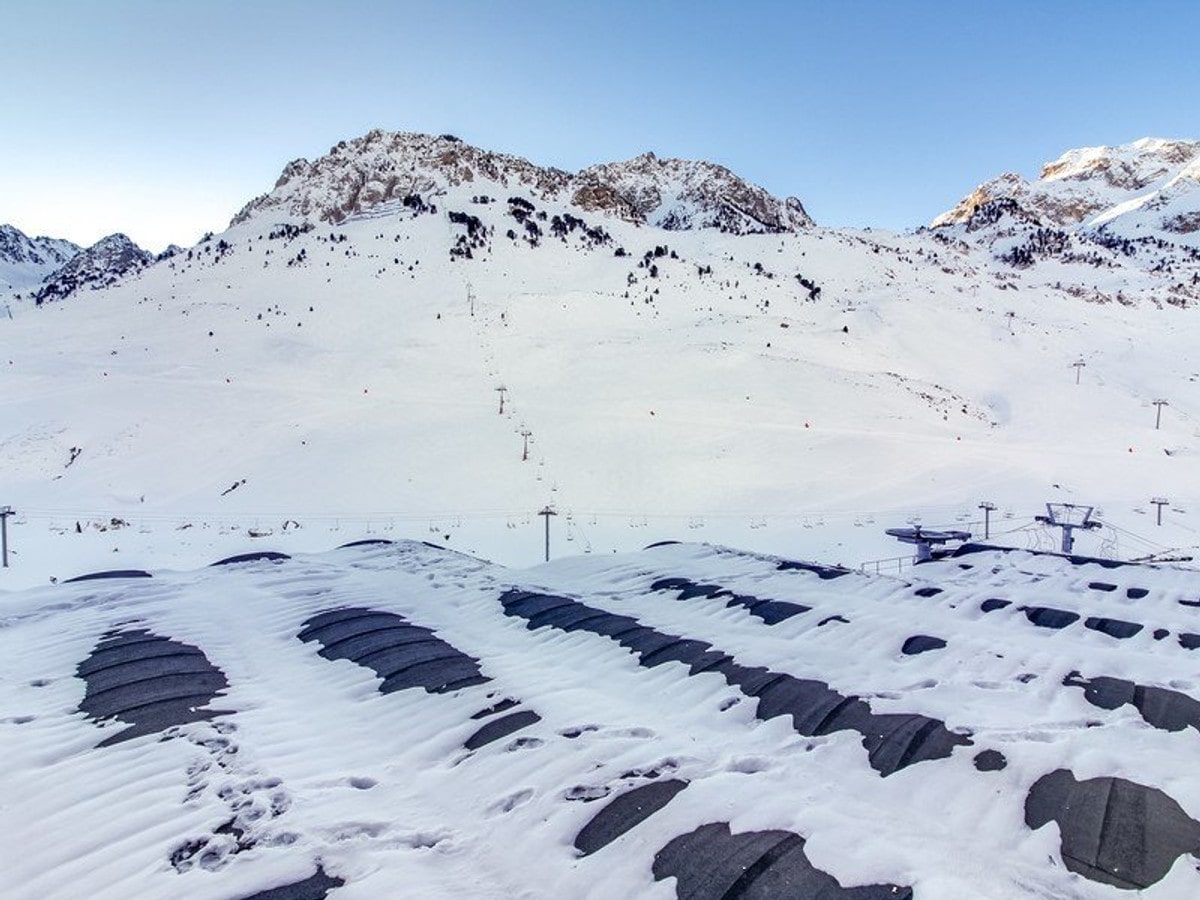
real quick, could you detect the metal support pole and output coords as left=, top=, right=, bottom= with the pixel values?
left=1152, top=497, right=1169, bottom=526
left=0, top=506, right=12, bottom=568
left=1061, top=525, right=1075, bottom=554
left=1153, top=399, right=1168, bottom=430
left=978, top=501, right=996, bottom=540
left=538, top=506, right=557, bottom=562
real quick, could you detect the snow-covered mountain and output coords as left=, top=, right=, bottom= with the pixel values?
left=34, top=233, right=154, bottom=304
left=233, top=130, right=811, bottom=235
left=933, top=139, right=1200, bottom=265
left=0, top=223, right=80, bottom=292
left=1, top=130, right=1199, bottom=592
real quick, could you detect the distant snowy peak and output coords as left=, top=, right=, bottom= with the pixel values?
left=232, top=130, right=813, bottom=235
left=933, top=138, right=1200, bottom=245
left=0, top=224, right=80, bottom=291
left=36, top=234, right=153, bottom=304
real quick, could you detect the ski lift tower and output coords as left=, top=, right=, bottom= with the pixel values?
left=885, top=525, right=972, bottom=563
left=1034, top=503, right=1101, bottom=554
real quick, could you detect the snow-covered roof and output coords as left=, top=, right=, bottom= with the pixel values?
left=4, top=539, right=1200, bottom=898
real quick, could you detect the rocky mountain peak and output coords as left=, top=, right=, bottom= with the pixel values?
left=932, top=138, right=1200, bottom=248
left=36, top=233, right=153, bottom=304
left=0, top=224, right=81, bottom=292
left=231, top=129, right=813, bottom=235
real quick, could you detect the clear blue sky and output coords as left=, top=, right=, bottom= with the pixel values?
left=4, top=0, right=1197, bottom=250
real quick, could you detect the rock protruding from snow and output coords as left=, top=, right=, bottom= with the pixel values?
left=36, top=234, right=153, bottom=304
left=231, top=130, right=813, bottom=235
left=0, top=224, right=80, bottom=292
left=575, top=152, right=813, bottom=234
left=933, top=138, right=1200, bottom=246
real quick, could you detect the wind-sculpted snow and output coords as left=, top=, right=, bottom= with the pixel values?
left=6, top=540, right=1200, bottom=897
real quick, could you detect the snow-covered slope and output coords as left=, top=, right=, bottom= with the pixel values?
left=232, top=130, right=810, bottom=235
left=0, top=223, right=80, bottom=292
left=3, top=539, right=1200, bottom=898
left=933, top=138, right=1200, bottom=252
left=1, top=130, right=1199, bottom=592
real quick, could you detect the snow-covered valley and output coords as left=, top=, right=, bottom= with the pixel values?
left=2, top=132, right=1199, bottom=588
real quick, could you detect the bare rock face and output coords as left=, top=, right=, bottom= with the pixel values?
left=231, top=131, right=814, bottom=235
left=232, top=131, right=572, bottom=227
left=575, top=152, right=813, bottom=234
left=36, top=234, right=153, bottom=304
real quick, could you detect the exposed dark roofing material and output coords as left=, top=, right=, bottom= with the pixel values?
left=574, top=779, right=689, bottom=856
left=913, top=586, right=943, bottom=598
left=1025, top=769, right=1200, bottom=889
left=499, top=589, right=972, bottom=776
left=235, top=866, right=345, bottom=899
left=1088, top=581, right=1118, bottom=592
left=818, top=614, right=849, bottom=626
left=63, top=569, right=152, bottom=583
left=649, top=576, right=810, bottom=625
left=299, top=608, right=489, bottom=694
left=1181, top=633, right=1200, bottom=650
left=211, top=551, right=291, bottom=566
left=1064, top=671, right=1200, bottom=734
left=1020, top=606, right=1080, bottom=629
left=464, top=710, right=542, bottom=750
left=974, top=749, right=1007, bottom=771
left=775, top=558, right=851, bottom=579
left=652, top=822, right=912, bottom=899
left=76, top=628, right=230, bottom=746
left=951, top=542, right=1129, bottom=569
left=984, top=601, right=1154, bottom=641
left=1127, top=587, right=1150, bottom=599
left=471, top=698, right=520, bottom=719
left=337, top=539, right=394, bottom=548
left=901, top=635, right=946, bottom=655
left=1083, top=616, right=1143, bottom=639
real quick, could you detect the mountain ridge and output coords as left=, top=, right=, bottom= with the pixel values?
left=232, top=129, right=812, bottom=236
left=0, top=224, right=80, bottom=292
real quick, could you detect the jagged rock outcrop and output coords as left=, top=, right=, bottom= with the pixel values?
left=575, top=152, right=812, bottom=233
left=36, top=234, right=153, bottom=304
left=0, top=224, right=80, bottom=291
left=231, top=130, right=813, bottom=236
